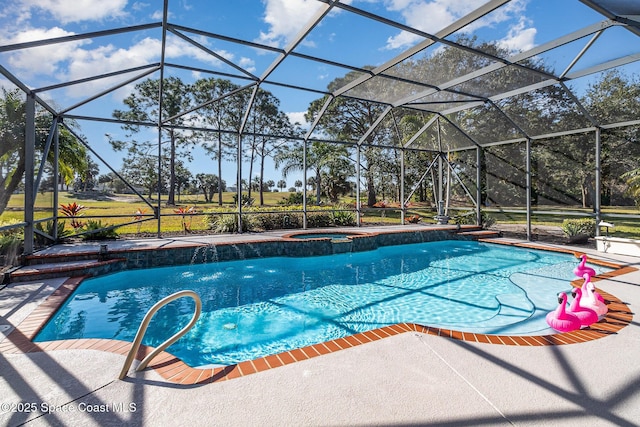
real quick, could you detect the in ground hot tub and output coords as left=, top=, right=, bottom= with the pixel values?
left=284, top=231, right=366, bottom=241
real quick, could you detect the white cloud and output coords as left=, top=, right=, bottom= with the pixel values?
left=258, top=0, right=323, bottom=47
left=384, top=0, right=533, bottom=50
left=287, top=111, right=307, bottom=126
left=497, top=18, right=536, bottom=53
left=1, top=24, right=248, bottom=101
left=21, top=0, right=128, bottom=24
left=239, top=57, right=257, bottom=74
left=1, top=27, right=91, bottom=81
left=385, top=0, right=486, bottom=49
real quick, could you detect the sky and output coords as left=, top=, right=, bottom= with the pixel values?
left=1, top=0, right=638, bottom=192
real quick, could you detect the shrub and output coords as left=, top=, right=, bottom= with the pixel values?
left=307, top=212, right=332, bottom=228
left=452, top=211, right=495, bottom=228
left=81, top=220, right=119, bottom=240
left=278, top=192, right=303, bottom=205
left=561, top=218, right=595, bottom=238
left=252, top=212, right=302, bottom=230
left=331, top=209, right=356, bottom=226
left=206, top=213, right=253, bottom=233
left=0, top=220, right=24, bottom=267
left=34, top=220, right=70, bottom=245
left=232, top=194, right=254, bottom=207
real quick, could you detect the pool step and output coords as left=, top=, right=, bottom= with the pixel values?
left=495, top=293, right=533, bottom=317
left=457, top=229, right=502, bottom=239
left=7, top=258, right=127, bottom=283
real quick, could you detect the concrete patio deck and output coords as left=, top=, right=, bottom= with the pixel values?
left=1, top=229, right=638, bottom=426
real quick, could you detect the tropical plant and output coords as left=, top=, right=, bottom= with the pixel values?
left=331, top=209, right=356, bottom=226
left=1, top=219, right=23, bottom=262
left=279, top=192, right=303, bottom=205
left=174, top=206, right=197, bottom=232
left=0, top=88, right=88, bottom=215
left=81, top=220, right=119, bottom=240
left=34, top=220, right=69, bottom=245
left=406, top=215, right=421, bottom=224
left=232, top=193, right=254, bottom=207
left=59, top=202, right=87, bottom=230
left=561, top=218, right=595, bottom=238
left=134, top=208, right=146, bottom=234
left=205, top=213, right=253, bottom=233
left=275, top=141, right=352, bottom=205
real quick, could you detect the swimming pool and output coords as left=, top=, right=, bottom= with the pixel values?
left=34, top=240, right=606, bottom=367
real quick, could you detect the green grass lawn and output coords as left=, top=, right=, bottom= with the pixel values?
left=3, top=191, right=640, bottom=238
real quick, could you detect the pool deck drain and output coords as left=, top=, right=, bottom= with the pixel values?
left=0, top=239, right=634, bottom=385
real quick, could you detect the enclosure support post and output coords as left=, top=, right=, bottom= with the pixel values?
left=356, top=145, right=361, bottom=227
left=437, top=119, right=444, bottom=216
left=476, top=147, right=482, bottom=226
left=237, top=132, right=243, bottom=232
left=595, top=127, right=602, bottom=237
left=400, top=148, right=405, bottom=225
left=526, top=138, right=532, bottom=241
left=302, top=138, right=308, bottom=229
left=156, top=0, right=169, bottom=238
left=53, top=125, right=60, bottom=241
left=24, top=94, right=35, bottom=255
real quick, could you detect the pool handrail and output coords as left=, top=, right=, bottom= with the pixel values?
left=118, top=290, right=202, bottom=380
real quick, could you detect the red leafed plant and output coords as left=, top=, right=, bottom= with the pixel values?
left=59, top=202, right=87, bottom=230
left=174, top=206, right=197, bottom=232
left=406, top=214, right=421, bottom=224
left=134, top=208, right=146, bottom=234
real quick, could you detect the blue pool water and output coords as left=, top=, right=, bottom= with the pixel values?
left=35, top=240, right=607, bottom=366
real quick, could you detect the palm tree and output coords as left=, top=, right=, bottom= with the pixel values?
left=274, top=141, right=351, bottom=204
left=0, top=88, right=88, bottom=215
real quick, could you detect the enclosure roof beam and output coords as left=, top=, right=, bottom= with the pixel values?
left=304, top=95, right=335, bottom=141
left=259, top=1, right=338, bottom=83
left=0, top=23, right=161, bottom=53
left=560, top=30, right=603, bottom=79
left=330, top=0, right=510, bottom=98
left=33, top=63, right=161, bottom=94
left=356, top=106, right=393, bottom=147
left=438, top=113, right=482, bottom=149
left=486, top=100, right=531, bottom=139
left=560, top=81, right=600, bottom=127
left=392, top=19, right=618, bottom=108
left=0, top=63, right=57, bottom=116
left=403, top=115, right=438, bottom=149
left=580, top=0, right=640, bottom=37
left=163, top=82, right=256, bottom=124
left=58, top=66, right=160, bottom=115
left=63, top=123, right=156, bottom=211
left=168, top=27, right=259, bottom=81
left=564, top=52, right=640, bottom=80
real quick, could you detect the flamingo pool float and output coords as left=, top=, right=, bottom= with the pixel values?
left=546, top=292, right=581, bottom=333
left=580, top=274, right=608, bottom=318
left=581, top=272, right=605, bottom=304
left=574, top=254, right=596, bottom=278
left=568, top=288, right=599, bottom=328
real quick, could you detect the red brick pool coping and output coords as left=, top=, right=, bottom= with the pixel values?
left=0, top=241, right=634, bottom=386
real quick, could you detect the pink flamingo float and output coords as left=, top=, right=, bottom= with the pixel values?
left=546, top=292, right=581, bottom=332
left=581, top=272, right=605, bottom=304
left=573, top=254, right=596, bottom=278
left=568, top=288, right=599, bottom=328
left=580, top=274, right=608, bottom=318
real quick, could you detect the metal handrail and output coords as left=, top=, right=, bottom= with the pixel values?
left=118, top=290, right=202, bottom=380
